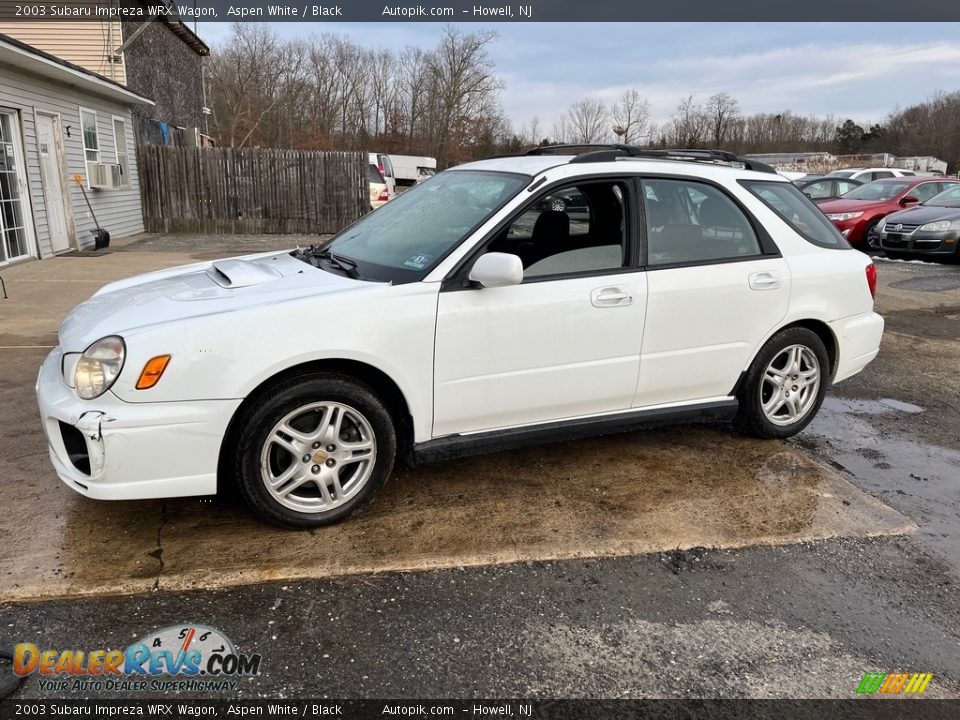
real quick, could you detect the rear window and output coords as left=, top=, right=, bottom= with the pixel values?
left=368, top=164, right=385, bottom=183
left=741, top=181, right=849, bottom=249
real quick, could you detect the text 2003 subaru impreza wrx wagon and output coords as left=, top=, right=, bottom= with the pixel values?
left=37, top=147, right=884, bottom=528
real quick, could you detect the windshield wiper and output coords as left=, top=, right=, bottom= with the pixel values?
left=313, top=249, right=359, bottom=278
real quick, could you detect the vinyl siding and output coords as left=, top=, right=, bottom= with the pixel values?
left=0, top=62, right=143, bottom=258
left=0, top=21, right=127, bottom=85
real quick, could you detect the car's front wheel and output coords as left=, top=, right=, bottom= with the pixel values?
left=233, top=373, right=396, bottom=528
left=735, top=327, right=829, bottom=439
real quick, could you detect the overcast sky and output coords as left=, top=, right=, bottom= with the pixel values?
left=197, top=22, right=960, bottom=131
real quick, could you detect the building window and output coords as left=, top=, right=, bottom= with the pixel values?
left=112, top=116, right=130, bottom=188
left=79, top=108, right=99, bottom=182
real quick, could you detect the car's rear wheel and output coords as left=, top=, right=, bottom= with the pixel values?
left=233, top=373, right=396, bottom=528
left=735, top=327, right=829, bottom=439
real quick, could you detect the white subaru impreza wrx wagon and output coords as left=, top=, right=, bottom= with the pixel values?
left=37, top=147, right=884, bottom=528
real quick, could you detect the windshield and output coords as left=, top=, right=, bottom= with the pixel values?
left=320, top=170, right=528, bottom=283
left=843, top=181, right=911, bottom=201
left=925, top=185, right=960, bottom=207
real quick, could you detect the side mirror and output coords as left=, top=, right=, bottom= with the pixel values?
left=900, top=195, right=920, bottom=206
left=468, top=252, right=523, bottom=288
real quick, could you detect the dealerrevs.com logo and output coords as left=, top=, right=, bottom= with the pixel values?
left=13, top=625, right=262, bottom=693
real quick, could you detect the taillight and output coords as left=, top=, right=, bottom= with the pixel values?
left=377, top=189, right=389, bottom=202
left=865, top=263, right=877, bottom=299
left=378, top=163, right=385, bottom=176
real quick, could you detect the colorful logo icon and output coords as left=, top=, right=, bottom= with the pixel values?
left=857, top=672, right=933, bottom=695
left=13, top=624, right=261, bottom=678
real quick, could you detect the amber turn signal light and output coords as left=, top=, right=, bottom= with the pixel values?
left=136, top=355, right=171, bottom=390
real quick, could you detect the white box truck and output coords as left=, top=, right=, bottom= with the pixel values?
left=390, top=155, right=437, bottom=189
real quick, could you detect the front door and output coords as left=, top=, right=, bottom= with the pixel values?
left=433, top=179, right=647, bottom=437
left=36, top=113, right=74, bottom=253
left=0, top=110, right=33, bottom=264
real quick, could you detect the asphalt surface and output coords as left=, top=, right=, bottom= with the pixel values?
left=1, top=244, right=959, bottom=699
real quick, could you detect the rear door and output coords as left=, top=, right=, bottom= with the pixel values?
left=634, top=177, right=790, bottom=407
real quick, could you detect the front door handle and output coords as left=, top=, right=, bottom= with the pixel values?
left=749, top=271, right=781, bottom=290
left=591, top=286, right=633, bottom=307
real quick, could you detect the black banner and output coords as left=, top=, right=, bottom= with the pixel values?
left=3, top=700, right=960, bottom=720
left=1, top=0, right=960, bottom=22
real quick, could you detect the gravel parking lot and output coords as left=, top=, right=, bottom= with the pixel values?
left=1, top=238, right=958, bottom=698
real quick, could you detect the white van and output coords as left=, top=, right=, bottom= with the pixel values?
left=369, top=153, right=396, bottom=196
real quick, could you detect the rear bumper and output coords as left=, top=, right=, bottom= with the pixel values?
left=36, top=348, right=241, bottom=500
left=829, top=311, right=884, bottom=384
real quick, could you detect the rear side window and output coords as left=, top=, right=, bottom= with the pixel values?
left=742, top=181, right=849, bottom=249
left=643, top=179, right=761, bottom=266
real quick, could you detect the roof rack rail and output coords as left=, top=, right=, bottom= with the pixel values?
left=525, top=144, right=777, bottom=174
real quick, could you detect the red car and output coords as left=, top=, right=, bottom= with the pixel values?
left=818, top=177, right=960, bottom=249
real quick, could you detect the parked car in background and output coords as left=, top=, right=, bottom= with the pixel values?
left=369, top=152, right=397, bottom=196
left=36, top=146, right=884, bottom=528
left=368, top=163, right=391, bottom=210
left=878, top=183, right=960, bottom=260
left=391, top=154, right=438, bottom=189
left=827, top=167, right=915, bottom=183
left=818, top=177, right=959, bottom=249
left=794, top=176, right=863, bottom=204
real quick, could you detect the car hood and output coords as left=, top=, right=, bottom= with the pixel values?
left=884, top=205, right=960, bottom=226
left=58, top=251, right=368, bottom=350
left=817, top=198, right=888, bottom=213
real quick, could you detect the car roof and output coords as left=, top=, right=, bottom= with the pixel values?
left=454, top=154, right=787, bottom=183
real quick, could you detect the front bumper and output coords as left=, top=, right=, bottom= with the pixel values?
left=37, top=348, right=242, bottom=500
left=830, top=217, right=871, bottom=246
left=880, top=229, right=959, bottom=256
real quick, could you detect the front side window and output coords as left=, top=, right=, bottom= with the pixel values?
left=744, top=180, right=848, bottom=248
left=321, top=170, right=527, bottom=283
left=485, top=181, right=628, bottom=279
left=802, top=181, right=832, bottom=199
left=643, top=179, right=761, bottom=266
left=911, top=182, right=943, bottom=203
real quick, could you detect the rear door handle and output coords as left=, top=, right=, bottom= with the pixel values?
left=591, top=286, right=633, bottom=307
left=749, top=271, right=781, bottom=290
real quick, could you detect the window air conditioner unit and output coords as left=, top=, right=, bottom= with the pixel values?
left=88, top=163, right=123, bottom=189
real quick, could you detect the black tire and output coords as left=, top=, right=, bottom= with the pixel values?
left=863, top=219, right=881, bottom=250
left=734, top=327, right=830, bottom=439
left=232, top=373, right=396, bottom=529
left=0, top=650, right=24, bottom=699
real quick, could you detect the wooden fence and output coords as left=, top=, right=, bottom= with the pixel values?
left=137, top=145, right=367, bottom=234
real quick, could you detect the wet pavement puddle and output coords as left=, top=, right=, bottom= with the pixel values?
left=1, top=423, right=915, bottom=601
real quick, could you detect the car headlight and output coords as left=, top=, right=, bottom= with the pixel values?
left=918, top=220, right=953, bottom=232
left=826, top=211, right=864, bottom=221
left=75, top=336, right=126, bottom=400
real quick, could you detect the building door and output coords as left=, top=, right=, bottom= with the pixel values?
left=36, top=112, right=74, bottom=253
left=0, top=110, right=34, bottom=264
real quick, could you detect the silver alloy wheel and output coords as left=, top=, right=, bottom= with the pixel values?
left=259, top=401, right=377, bottom=514
left=551, top=198, right=567, bottom=212
left=759, top=344, right=821, bottom=427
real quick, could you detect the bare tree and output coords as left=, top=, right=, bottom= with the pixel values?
left=613, top=89, right=651, bottom=145
left=566, top=98, right=609, bottom=144
left=707, top=92, right=740, bottom=147
left=669, top=95, right=710, bottom=148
